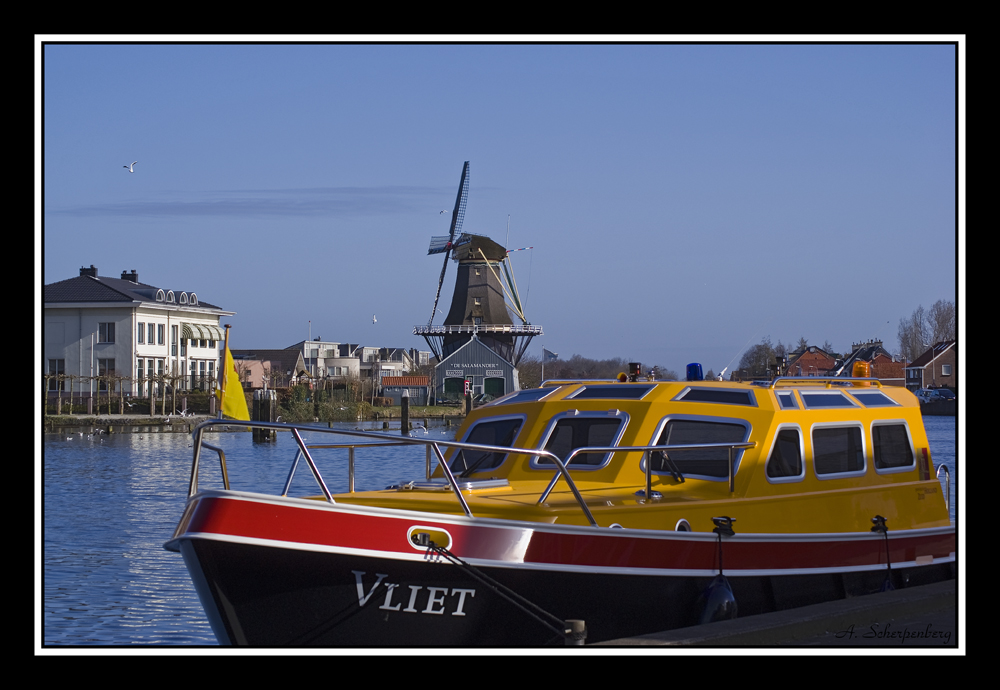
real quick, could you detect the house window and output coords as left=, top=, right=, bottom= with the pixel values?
left=148, top=323, right=155, bottom=345
left=941, top=364, right=952, bottom=376
left=172, top=325, right=178, bottom=356
left=48, top=359, right=65, bottom=391
left=99, top=322, right=115, bottom=343
left=137, top=322, right=145, bottom=344
left=97, top=358, right=116, bottom=391
left=158, top=324, right=165, bottom=345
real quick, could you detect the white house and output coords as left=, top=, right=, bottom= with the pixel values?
left=44, top=266, right=235, bottom=398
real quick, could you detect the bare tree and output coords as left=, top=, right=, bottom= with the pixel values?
left=927, top=299, right=956, bottom=344
left=897, top=300, right=955, bottom=361
left=898, top=305, right=929, bottom=362
left=738, top=337, right=778, bottom=378
left=517, top=353, right=541, bottom=389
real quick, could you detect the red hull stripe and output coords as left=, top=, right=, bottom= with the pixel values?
left=179, top=495, right=955, bottom=573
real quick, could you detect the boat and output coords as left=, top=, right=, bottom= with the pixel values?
left=165, top=367, right=955, bottom=646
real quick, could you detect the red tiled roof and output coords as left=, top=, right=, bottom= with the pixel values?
left=908, top=340, right=956, bottom=368
left=382, top=376, right=429, bottom=386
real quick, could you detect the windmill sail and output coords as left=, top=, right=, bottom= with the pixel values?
left=428, top=161, right=469, bottom=325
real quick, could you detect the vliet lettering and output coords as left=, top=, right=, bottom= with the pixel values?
left=353, top=571, right=476, bottom=616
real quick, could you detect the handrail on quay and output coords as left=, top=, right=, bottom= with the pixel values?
left=186, top=419, right=755, bottom=528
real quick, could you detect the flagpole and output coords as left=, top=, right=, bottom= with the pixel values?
left=219, top=324, right=231, bottom=419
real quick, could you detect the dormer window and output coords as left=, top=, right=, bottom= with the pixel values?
left=189, top=293, right=198, bottom=306
left=156, top=289, right=165, bottom=302
left=166, top=291, right=175, bottom=303
left=179, top=292, right=188, bottom=304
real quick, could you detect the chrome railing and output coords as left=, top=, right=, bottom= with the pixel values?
left=767, top=376, right=884, bottom=388
left=187, top=419, right=755, bottom=528
left=536, top=441, right=757, bottom=502
left=937, top=464, right=951, bottom=514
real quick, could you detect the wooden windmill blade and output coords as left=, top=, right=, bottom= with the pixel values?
left=428, top=161, right=470, bottom=326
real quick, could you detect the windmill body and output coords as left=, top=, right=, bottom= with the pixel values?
left=413, top=162, right=542, bottom=400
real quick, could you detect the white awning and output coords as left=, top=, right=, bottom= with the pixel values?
left=182, top=323, right=225, bottom=341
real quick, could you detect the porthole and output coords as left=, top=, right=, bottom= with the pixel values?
left=675, top=519, right=691, bottom=532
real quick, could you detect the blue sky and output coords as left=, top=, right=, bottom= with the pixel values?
left=39, top=39, right=963, bottom=376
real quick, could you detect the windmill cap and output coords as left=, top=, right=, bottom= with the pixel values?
left=452, top=234, right=507, bottom=262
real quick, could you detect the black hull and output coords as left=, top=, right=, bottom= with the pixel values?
left=185, top=539, right=954, bottom=647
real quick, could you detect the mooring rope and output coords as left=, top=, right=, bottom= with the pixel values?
left=871, top=514, right=894, bottom=591
left=415, top=534, right=582, bottom=643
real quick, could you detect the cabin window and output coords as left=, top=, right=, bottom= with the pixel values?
left=450, top=416, right=524, bottom=475
left=492, top=387, right=559, bottom=406
left=567, top=385, right=653, bottom=400
left=776, top=391, right=799, bottom=409
left=801, top=392, right=858, bottom=409
left=849, top=391, right=899, bottom=407
left=766, top=426, right=804, bottom=481
left=535, top=413, right=626, bottom=468
left=812, top=426, right=865, bottom=476
left=648, top=417, right=750, bottom=479
left=872, top=423, right=915, bottom=471
left=675, top=388, right=756, bottom=406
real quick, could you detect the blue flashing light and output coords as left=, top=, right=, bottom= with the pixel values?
left=686, top=363, right=704, bottom=381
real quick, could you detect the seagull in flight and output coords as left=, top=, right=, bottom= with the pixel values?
left=123, top=161, right=137, bottom=173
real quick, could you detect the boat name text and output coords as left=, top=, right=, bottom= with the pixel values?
left=352, top=571, right=476, bottom=616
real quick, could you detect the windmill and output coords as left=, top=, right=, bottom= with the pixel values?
left=414, top=163, right=542, bottom=401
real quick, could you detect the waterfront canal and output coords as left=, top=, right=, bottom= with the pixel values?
left=41, top=416, right=957, bottom=646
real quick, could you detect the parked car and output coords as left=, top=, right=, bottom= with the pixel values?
left=916, top=388, right=955, bottom=403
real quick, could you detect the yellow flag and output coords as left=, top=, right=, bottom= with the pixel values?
left=217, top=346, right=250, bottom=421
